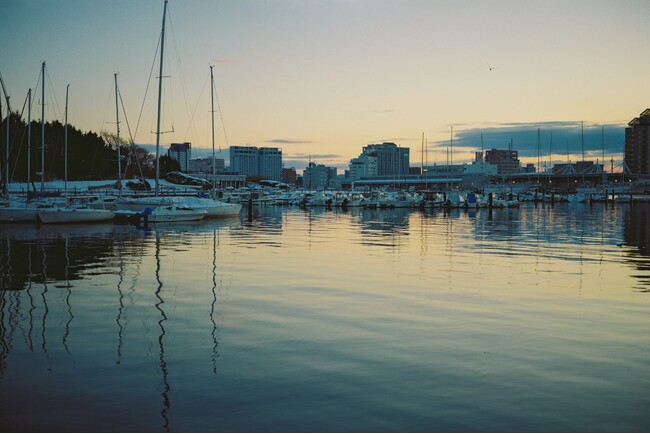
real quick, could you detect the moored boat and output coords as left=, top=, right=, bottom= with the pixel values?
left=38, top=206, right=114, bottom=224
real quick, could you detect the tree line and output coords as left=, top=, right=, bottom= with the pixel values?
left=0, top=112, right=179, bottom=188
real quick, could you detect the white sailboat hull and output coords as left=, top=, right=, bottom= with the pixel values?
left=180, top=197, right=242, bottom=217
left=144, top=206, right=207, bottom=223
left=115, top=197, right=174, bottom=212
left=0, top=206, right=41, bottom=222
left=38, top=207, right=115, bottom=224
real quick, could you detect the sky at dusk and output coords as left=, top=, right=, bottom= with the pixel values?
left=1, top=0, right=649, bottom=172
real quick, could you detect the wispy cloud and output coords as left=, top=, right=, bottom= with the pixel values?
left=265, top=139, right=315, bottom=145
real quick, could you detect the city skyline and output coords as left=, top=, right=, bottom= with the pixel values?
left=2, top=0, right=648, bottom=171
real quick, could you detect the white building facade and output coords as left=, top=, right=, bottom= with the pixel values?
left=229, top=146, right=282, bottom=181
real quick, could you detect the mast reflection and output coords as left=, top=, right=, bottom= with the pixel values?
left=155, top=232, right=171, bottom=432
left=210, top=229, right=219, bottom=374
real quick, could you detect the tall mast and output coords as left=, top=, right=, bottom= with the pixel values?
left=0, top=72, right=12, bottom=197
left=581, top=120, right=585, bottom=162
left=64, top=84, right=69, bottom=195
left=27, top=88, right=31, bottom=188
left=537, top=128, right=541, bottom=173
left=155, top=0, right=168, bottom=195
left=0, top=95, right=3, bottom=195
left=481, top=133, right=485, bottom=191
left=41, top=61, right=45, bottom=191
left=210, top=65, right=215, bottom=189
left=450, top=125, right=453, bottom=170
left=601, top=126, right=605, bottom=184
left=420, top=132, right=424, bottom=178
left=549, top=132, right=553, bottom=175
left=4, top=95, right=8, bottom=195
left=114, top=73, right=121, bottom=180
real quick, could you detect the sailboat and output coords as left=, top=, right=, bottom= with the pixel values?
left=116, top=2, right=240, bottom=220
left=115, top=0, right=228, bottom=224
left=37, top=85, right=114, bottom=224
left=115, top=1, right=174, bottom=214
left=182, top=66, right=241, bottom=218
left=0, top=62, right=59, bottom=223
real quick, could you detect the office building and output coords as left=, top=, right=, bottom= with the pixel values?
left=303, top=163, right=338, bottom=190
left=625, top=109, right=650, bottom=175
left=484, top=149, right=521, bottom=174
left=360, top=142, right=410, bottom=176
left=229, top=146, right=282, bottom=181
left=349, top=153, right=378, bottom=181
left=168, top=142, right=191, bottom=172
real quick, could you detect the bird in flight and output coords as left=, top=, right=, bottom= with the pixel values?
left=488, top=64, right=496, bottom=71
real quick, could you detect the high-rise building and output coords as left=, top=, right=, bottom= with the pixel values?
left=229, top=146, right=259, bottom=177
left=303, top=163, right=337, bottom=189
left=168, top=142, right=191, bottom=172
left=484, top=148, right=521, bottom=174
left=258, top=147, right=282, bottom=181
left=360, top=142, right=410, bottom=176
left=348, top=153, right=378, bottom=180
left=229, top=146, right=283, bottom=180
left=625, top=109, right=650, bottom=175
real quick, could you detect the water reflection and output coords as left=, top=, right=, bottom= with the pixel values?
left=624, top=203, right=650, bottom=289
left=0, top=205, right=649, bottom=431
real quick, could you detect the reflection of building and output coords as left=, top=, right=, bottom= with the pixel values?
left=188, top=157, right=224, bottom=174
left=303, top=163, right=338, bottom=189
left=229, top=146, right=282, bottom=180
left=168, top=142, right=191, bottom=172
left=625, top=109, right=650, bottom=175
left=484, top=149, right=520, bottom=174
left=624, top=204, right=650, bottom=259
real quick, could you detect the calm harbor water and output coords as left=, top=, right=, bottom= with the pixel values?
left=1, top=203, right=649, bottom=432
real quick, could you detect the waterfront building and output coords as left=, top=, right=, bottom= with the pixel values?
left=206, top=172, right=247, bottom=189
left=188, top=157, right=224, bottom=174
left=359, top=142, right=409, bottom=176
left=349, top=153, right=378, bottom=181
left=484, top=148, right=521, bottom=174
left=552, top=161, right=601, bottom=175
left=258, top=147, right=283, bottom=181
left=303, top=162, right=338, bottom=190
left=168, top=142, right=191, bottom=172
left=230, top=146, right=259, bottom=177
left=229, top=146, right=283, bottom=181
left=282, top=167, right=297, bottom=185
left=625, top=109, right=650, bottom=175
left=464, top=160, right=498, bottom=176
